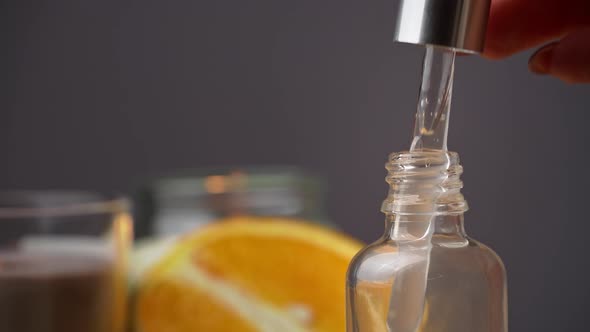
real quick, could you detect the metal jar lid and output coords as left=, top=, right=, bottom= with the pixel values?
left=393, top=0, right=492, bottom=54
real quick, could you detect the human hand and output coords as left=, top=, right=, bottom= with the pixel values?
left=484, top=0, right=590, bottom=83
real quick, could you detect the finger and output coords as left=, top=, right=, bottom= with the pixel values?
left=484, top=0, right=590, bottom=59
left=529, top=27, right=590, bottom=84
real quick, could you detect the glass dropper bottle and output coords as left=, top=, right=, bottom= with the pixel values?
left=346, top=0, right=507, bottom=331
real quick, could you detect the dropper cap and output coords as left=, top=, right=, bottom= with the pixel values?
left=393, top=0, right=492, bottom=54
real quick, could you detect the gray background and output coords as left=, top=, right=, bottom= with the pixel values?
left=1, top=0, right=589, bottom=330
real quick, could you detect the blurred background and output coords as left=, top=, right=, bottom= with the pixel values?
left=0, top=0, right=588, bottom=331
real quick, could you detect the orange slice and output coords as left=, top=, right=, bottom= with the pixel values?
left=135, top=216, right=363, bottom=332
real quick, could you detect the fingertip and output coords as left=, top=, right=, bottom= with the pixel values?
left=539, top=28, right=590, bottom=83
left=528, top=42, right=557, bottom=75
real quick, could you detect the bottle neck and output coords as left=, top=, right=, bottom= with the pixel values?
left=380, top=150, right=469, bottom=241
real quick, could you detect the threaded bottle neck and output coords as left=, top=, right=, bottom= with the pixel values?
left=381, top=149, right=468, bottom=216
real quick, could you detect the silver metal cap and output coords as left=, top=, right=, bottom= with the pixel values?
left=393, top=0, right=492, bottom=54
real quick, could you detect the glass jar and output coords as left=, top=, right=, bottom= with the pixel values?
left=346, top=150, right=507, bottom=332
left=133, top=166, right=330, bottom=238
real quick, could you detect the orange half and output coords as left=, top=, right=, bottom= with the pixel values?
left=135, top=217, right=363, bottom=332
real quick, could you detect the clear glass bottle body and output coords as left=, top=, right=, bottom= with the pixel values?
left=346, top=151, right=507, bottom=332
